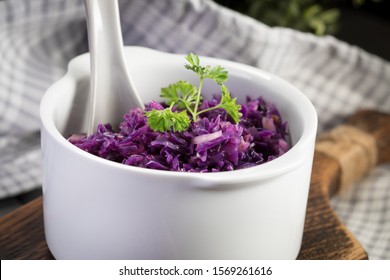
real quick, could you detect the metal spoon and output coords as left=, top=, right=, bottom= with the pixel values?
left=84, top=0, right=144, bottom=135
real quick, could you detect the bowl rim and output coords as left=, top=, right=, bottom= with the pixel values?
left=40, top=46, right=318, bottom=186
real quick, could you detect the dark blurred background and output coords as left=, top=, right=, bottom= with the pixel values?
left=215, top=0, right=390, bottom=61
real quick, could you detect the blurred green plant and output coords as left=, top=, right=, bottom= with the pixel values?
left=214, top=0, right=380, bottom=36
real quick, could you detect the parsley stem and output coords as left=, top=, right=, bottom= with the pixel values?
left=193, top=77, right=204, bottom=120
left=197, top=105, right=221, bottom=116
left=184, top=103, right=196, bottom=121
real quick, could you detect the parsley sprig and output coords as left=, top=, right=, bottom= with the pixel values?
left=146, top=53, right=241, bottom=132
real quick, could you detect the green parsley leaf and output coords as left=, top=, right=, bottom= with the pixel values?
left=185, top=52, right=200, bottom=67
left=146, top=108, right=190, bottom=132
left=160, top=84, right=180, bottom=105
left=161, top=81, right=198, bottom=109
left=185, top=53, right=229, bottom=85
left=219, top=85, right=242, bottom=124
left=146, top=53, right=241, bottom=132
left=205, top=65, right=228, bottom=85
left=184, top=53, right=203, bottom=75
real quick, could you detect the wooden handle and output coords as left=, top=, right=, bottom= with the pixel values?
left=298, top=109, right=390, bottom=259
left=346, top=110, right=390, bottom=165
left=316, top=109, right=390, bottom=195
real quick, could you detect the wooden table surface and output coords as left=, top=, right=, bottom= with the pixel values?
left=0, top=151, right=368, bottom=260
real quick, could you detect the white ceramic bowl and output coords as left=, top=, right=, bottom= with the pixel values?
left=40, top=47, right=317, bottom=260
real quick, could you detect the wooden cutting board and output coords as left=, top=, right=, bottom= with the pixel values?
left=0, top=110, right=389, bottom=259
left=299, top=109, right=390, bottom=259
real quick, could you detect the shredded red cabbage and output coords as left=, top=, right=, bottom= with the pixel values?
left=68, top=96, right=290, bottom=172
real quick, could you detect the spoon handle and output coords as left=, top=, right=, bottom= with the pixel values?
left=85, top=0, right=144, bottom=135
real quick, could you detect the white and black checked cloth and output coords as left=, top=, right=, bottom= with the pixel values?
left=0, top=0, right=389, bottom=259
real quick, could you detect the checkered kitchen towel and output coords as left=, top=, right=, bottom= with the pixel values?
left=0, top=0, right=389, bottom=259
